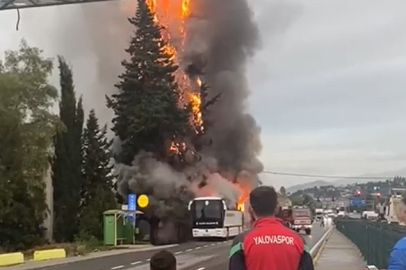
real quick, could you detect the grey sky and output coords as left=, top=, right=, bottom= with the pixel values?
left=250, top=0, right=406, bottom=187
left=1, top=0, right=406, bottom=188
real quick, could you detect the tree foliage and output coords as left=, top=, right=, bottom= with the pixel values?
left=0, top=40, right=60, bottom=251
left=52, top=57, right=84, bottom=242
left=107, top=0, right=191, bottom=166
left=78, top=110, right=117, bottom=240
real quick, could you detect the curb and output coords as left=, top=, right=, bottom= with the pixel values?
left=33, top=249, right=66, bottom=262
left=0, top=253, right=24, bottom=267
left=310, top=225, right=334, bottom=263
left=1, top=244, right=179, bottom=269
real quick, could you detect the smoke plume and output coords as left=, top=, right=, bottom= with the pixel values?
left=184, top=0, right=263, bottom=176
left=78, top=0, right=263, bottom=242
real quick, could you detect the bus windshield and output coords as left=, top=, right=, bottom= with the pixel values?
left=194, top=200, right=223, bottom=220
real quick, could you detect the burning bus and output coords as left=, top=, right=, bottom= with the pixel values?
left=188, top=197, right=244, bottom=239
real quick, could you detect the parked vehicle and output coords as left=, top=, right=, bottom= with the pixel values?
left=280, top=206, right=313, bottom=235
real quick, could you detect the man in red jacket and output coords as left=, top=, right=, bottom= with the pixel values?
left=229, top=186, right=314, bottom=270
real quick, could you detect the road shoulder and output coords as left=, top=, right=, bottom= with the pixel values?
left=315, top=229, right=365, bottom=270
left=2, top=244, right=178, bottom=270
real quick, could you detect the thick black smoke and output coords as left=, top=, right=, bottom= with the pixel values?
left=184, top=0, right=263, bottom=176
left=78, top=0, right=262, bottom=243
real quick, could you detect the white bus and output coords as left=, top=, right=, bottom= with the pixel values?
left=188, top=197, right=244, bottom=239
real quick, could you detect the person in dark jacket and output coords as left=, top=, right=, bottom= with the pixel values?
left=388, top=194, right=406, bottom=270
left=228, top=186, right=314, bottom=270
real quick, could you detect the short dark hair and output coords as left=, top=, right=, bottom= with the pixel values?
left=150, top=250, right=176, bottom=270
left=249, top=186, right=278, bottom=217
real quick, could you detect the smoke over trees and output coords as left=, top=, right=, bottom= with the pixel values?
left=184, top=0, right=263, bottom=177
left=107, top=0, right=191, bottom=167
left=0, top=0, right=264, bottom=248
left=107, top=0, right=263, bottom=244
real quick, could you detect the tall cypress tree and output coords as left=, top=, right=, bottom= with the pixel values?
left=107, top=0, right=191, bottom=166
left=79, top=110, right=117, bottom=240
left=52, top=57, right=84, bottom=242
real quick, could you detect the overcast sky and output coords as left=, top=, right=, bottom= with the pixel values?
left=1, top=0, right=406, bottom=188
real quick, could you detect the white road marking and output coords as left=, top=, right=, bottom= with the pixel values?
left=210, top=243, right=215, bottom=246
left=131, top=261, right=142, bottom=265
left=147, top=259, right=151, bottom=262
left=175, top=251, right=183, bottom=255
left=203, top=245, right=209, bottom=248
left=195, top=246, right=201, bottom=250
left=196, top=267, right=205, bottom=270
left=186, top=248, right=193, bottom=252
left=111, top=266, right=124, bottom=270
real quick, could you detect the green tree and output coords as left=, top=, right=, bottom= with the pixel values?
left=289, top=195, right=304, bottom=206
left=78, top=110, right=117, bottom=240
left=52, top=57, right=84, bottom=242
left=0, top=40, right=60, bottom=251
left=106, top=0, right=191, bottom=167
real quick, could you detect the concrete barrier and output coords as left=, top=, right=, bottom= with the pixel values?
left=33, top=249, right=66, bottom=261
left=0, top=252, right=24, bottom=266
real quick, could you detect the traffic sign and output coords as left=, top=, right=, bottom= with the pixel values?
left=349, top=197, right=366, bottom=206
left=128, top=194, right=136, bottom=211
left=137, top=194, right=149, bottom=208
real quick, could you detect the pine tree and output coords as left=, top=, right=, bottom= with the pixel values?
left=107, top=0, right=191, bottom=166
left=79, top=110, right=117, bottom=240
left=52, top=57, right=84, bottom=242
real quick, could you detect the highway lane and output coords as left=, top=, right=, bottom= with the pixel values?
left=26, top=223, right=331, bottom=270
left=25, top=241, right=228, bottom=270
left=180, top=223, right=331, bottom=270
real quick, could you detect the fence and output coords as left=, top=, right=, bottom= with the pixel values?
left=336, top=218, right=406, bottom=269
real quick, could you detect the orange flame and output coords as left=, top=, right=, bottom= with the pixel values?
left=145, top=0, right=204, bottom=141
left=170, top=141, right=186, bottom=155
left=236, top=183, right=250, bottom=212
left=189, top=92, right=204, bottom=133
left=196, top=77, right=202, bottom=86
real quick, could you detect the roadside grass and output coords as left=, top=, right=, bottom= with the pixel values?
left=0, top=236, right=152, bottom=260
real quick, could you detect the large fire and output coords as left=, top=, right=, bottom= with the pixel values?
left=146, top=0, right=203, bottom=136
left=144, top=0, right=250, bottom=208
left=236, top=184, right=250, bottom=212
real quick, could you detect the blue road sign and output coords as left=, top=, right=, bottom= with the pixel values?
left=349, top=197, right=366, bottom=206
left=128, top=194, right=136, bottom=211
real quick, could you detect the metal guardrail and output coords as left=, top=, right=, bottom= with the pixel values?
left=309, top=226, right=334, bottom=258
left=336, top=218, right=406, bottom=269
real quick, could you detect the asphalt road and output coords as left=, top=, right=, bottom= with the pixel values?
left=27, top=223, right=330, bottom=270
